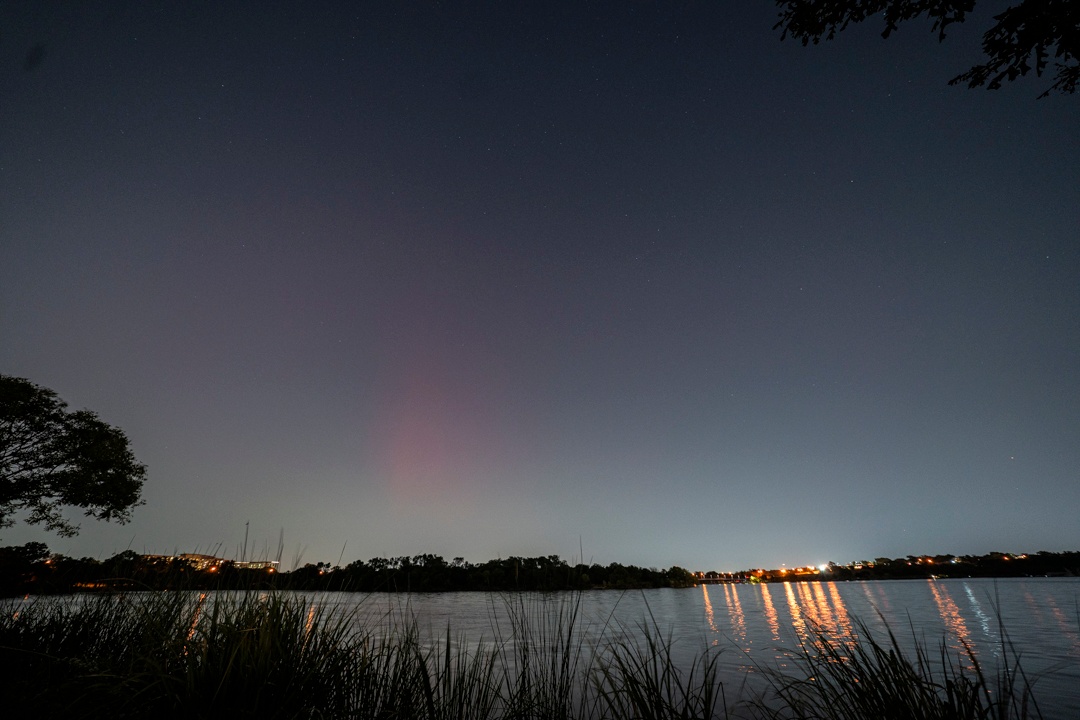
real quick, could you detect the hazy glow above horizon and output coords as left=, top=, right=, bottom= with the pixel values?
left=1, top=2, right=1077, bottom=572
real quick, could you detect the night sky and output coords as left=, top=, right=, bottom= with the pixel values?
left=2, top=2, right=1078, bottom=572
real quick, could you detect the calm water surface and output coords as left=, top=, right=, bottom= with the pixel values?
left=312, top=578, right=1079, bottom=718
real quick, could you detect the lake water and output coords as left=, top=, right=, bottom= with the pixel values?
left=310, top=578, right=1080, bottom=718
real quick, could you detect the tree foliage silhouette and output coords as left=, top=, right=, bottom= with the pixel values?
left=775, top=0, right=1079, bottom=97
left=0, top=375, right=145, bottom=537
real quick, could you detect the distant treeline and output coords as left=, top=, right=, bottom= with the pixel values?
left=0, top=545, right=696, bottom=596
left=5, top=545, right=1078, bottom=597
left=724, top=551, right=1080, bottom=584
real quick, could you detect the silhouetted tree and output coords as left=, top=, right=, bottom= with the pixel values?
left=775, top=0, right=1079, bottom=96
left=0, top=375, right=146, bottom=536
left=0, top=542, right=51, bottom=595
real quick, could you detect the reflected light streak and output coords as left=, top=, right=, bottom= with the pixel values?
left=760, top=583, right=781, bottom=642
left=1043, top=595, right=1080, bottom=658
left=928, top=580, right=975, bottom=666
left=303, top=603, right=318, bottom=654
left=826, top=582, right=855, bottom=643
left=10, top=594, right=29, bottom=621
left=184, top=592, right=209, bottom=657
left=962, top=583, right=999, bottom=656
left=865, top=582, right=893, bottom=613
left=785, top=582, right=808, bottom=646
left=1023, top=590, right=1047, bottom=625
left=797, top=582, right=823, bottom=631
left=811, top=582, right=834, bottom=635
left=701, top=584, right=720, bottom=646
left=724, top=582, right=747, bottom=645
left=786, top=581, right=856, bottom=656
left=861, top=582, right=877, bottom=609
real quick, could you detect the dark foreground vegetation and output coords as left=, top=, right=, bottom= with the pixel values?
left=0, top=590, right=1043, bottom=720
left=0, top=544, right=695, bottom=596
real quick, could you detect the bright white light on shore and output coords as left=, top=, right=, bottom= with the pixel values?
left=818, top=564, right=828, bottom=572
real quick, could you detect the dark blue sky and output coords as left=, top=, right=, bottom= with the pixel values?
left=2, top=2, right=1077, bottom=571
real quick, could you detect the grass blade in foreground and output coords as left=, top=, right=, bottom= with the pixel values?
left=0, top=589, right=1049, bottom=719
left=746, top=617, right=1043, bottom=720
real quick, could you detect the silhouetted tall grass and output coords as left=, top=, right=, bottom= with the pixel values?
left=747, top=617, right=1043, bottom=720
left=0, top=589, right=1047, bottom=719
left=594, top=619, right=724, bottom=720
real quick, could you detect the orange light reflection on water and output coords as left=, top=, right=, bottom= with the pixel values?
left=760, top=583, right=781, bottom=643
left=811, top=582, right=832, bottom=634
left=797, top=582, right=823, bottom=632
left=701, top=583, right=720, bottom=646
left=1043, top=595, right=1080, bottom=658
left=302, top=603, right=319, bottom=654
left=183, top=592, right=209, bottom=657
left=862, top=581, right=892, bottom=614
left=1023, top=590, right=1047, bottom=626
left=723, top=582, right=747, bottom=645
left=780, top=581, right=857, bottom=660
left=826, top=582, right=855, bottom=642
left=928, top=580, right=975, bottom=666
left=784, top=582, right=808, bottom=646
